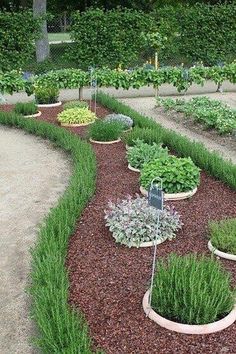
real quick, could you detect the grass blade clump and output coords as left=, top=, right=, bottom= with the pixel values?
left=152, top=253, right=235, bottom=325
left=209, top=218, right=236, bottom=255
left=14, top=101, right=38, bottom=115
left=89, top=119, right=123, bottom=141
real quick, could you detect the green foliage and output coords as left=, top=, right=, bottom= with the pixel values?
left=35, top=86, right=60, bottom=104
left=67, top=7, right=155, bottom=69
left=89, top=120, right=123, bottom=141
left=0, top=111, right=96, bottom=353
left=122, top=127, right=164, bottom=147
left=178, top=3, right=236, bottom=65
left=0, top=10, right=41, bottom=72
left=127, top=139, right=168, bottom=169
left=140, top=155, right=200, bottom=193
left=152, top=253, right=235, bottom=325
left=105, top=195, right=183, bottom=247
left=63, top=100, right=89, bottom=110
left=57, top=107, right=96, bottom=124
left=153, top=3, right=236, bottom=65
left=97, top=92, right=236, bottom=190
left=14, top=102, right=38, bottom=116
left=104, top=113, right=133, bottom=130
left=158, top=96, right=236, bottom=134
left=2, top=62, right=236, bottom=95
left=209, top=218, right=236, bottom=255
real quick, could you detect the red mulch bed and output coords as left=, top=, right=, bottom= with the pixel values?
left=1, top=102, right=236, bottom=354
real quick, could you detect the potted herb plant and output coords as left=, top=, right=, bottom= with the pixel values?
left=57, top=107, right=96, bottom=127
left=35, top=85, right=61, bottom=107
left=143, top=253, right=236, bottom=334
left=208, top=218, right=236, bottom=261
left=105, top=195, right=183, bottom=247
left=126, top=139, right=168, bottom=172
left=14, top=101, right=41, bottom=118
left=63, top=100, right=88, bottom=110
left=140, top=155, right=200, bottom=200
left=88, top=120, right=123, bottom=144
left=104, top=113, right=133, bottom=132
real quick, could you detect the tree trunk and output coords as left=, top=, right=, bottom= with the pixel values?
left=33, top=0, right=50, bottom=63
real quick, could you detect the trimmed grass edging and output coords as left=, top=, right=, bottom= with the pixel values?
left=96, top=92, right=236, bottom=191
left=0, top=111, right=97, bottom=353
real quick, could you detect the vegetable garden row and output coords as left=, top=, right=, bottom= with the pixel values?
left=0, top=93, right=236, bottom=353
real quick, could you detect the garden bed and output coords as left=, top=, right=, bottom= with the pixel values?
left=155, top=105, right=236, bottom=155
left=1, top=101, right=236, bottom=353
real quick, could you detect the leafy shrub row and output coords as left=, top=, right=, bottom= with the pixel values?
left=0, top=111, right=96, bottom=353
left=97, top=92, right=236, bottom=190
left=157, top=96, right=236, bottom=135
left=1, top=62, right=236, bottom=95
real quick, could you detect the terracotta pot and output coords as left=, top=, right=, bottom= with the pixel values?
left=143, top=289, right=236, bottom=334
left=89, top=138, right=121, bottom=145
left=208, top=240, right=236, bottom=261
left=128, top=164, right=140, bottom=173
left=140, top=186, right=198, bottom=201
left=24, top=111, right=42, bottom=118
left=37, top=101, right=62, bottom=108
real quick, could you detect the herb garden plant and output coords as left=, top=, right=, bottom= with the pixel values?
left=89, top=120, right=123, bottom=142
left=127, top=139, right=168, bottom=170
left=104, top=195, right=183, bottom=247
left=35, top=86, right=60, bottom=105
left=150, top=253, right=235, bottom=325
left=57, top=107, right=96, bottom=126
left=63, top=100, right=88, bottom=110
left=14, top=101, right=38, bottom=116
left=104, top=114, right=133, bottom=130
left=140, top=155, right=200, bottom=194
left=209, top=218, right=236, bottom=256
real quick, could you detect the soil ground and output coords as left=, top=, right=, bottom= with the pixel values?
left=0, top=127, right=71, bottom=354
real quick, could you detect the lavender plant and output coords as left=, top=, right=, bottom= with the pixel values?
left=104, top=113, right=133, bottom=130
left=104, top=195, right=183, bottom=247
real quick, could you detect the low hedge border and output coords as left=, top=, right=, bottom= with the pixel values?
left=96, top=91, right=236, bottom=190
left=0, top=111, right=97, bottom=353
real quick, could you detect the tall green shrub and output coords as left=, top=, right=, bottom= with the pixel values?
left=67, top=7, right=155, bottom=69
left=0, top=10, right=41, bottom=72
left=178, top=3, right=236, bottom=65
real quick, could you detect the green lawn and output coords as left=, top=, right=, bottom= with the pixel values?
left=48, top=32, right=71, bottom=42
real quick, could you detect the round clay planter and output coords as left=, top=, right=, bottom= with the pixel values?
left=59, top=121, right=95, bottom=128
left=138, top=237, right=167, bottom=248
left=140, top=186, right=198, bottom=201
left=208, top=240, right=236, bottom=261
left=143, top=289, right=236, bottom=335
left=128, top=164, right=140, bottom=173
left=24, top=111, right=42, bottom=118
left=37, top=101, right=62, bottom=108
left=89, top=138, right=121, bottom=145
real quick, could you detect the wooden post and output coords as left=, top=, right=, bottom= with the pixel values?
left=79, top=87, right=83, bottom=100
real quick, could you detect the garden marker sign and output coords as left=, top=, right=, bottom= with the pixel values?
left=148, top=178, right=164, bottom=310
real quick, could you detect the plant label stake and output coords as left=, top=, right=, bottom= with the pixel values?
left=148, top=178, right=164, bottom=312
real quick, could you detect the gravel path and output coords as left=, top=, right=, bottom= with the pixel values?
left=0, top=127, right=71, bottom=354
left=120, top=96, right=236, bottom=165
